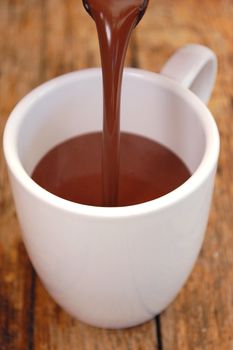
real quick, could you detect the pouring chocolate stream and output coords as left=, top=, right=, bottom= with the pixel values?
left=83, top=0, right=149, bottom=206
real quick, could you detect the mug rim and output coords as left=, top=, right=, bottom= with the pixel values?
left=3, top=68, right=220, bottom=218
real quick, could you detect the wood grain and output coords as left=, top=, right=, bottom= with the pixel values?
left=0, top=0, right=232, bottom=349
left=0, top=1, right=42, bottom=348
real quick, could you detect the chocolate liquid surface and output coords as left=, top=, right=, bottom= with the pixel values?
left=32, top=132, right=191, bottom=207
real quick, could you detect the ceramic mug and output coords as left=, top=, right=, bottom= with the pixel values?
left=3, top=44, right=219, bottom=329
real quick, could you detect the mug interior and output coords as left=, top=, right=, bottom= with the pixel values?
left=16, top=69, right=206, bottom=178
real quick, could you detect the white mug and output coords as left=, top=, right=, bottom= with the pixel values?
left=3, top=44, right=220, bottom=329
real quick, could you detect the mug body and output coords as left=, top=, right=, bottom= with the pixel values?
left=3, top=68, right=219, bottom=328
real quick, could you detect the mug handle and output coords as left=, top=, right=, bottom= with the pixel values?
left=160, top=44, right=217, bottom=105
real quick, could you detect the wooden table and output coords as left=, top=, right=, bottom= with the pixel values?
left=0, top=0, right=232, bottom=349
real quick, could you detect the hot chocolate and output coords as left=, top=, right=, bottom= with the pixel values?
left=32, top=132, right=191, bottom=206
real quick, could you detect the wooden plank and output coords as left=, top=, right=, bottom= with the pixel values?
left=0, top=1, right=43, bottom=349
left=136, top=0, right=233, bottom=349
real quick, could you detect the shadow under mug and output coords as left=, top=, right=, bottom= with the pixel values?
left=3, top=44, right=220, bottom=329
